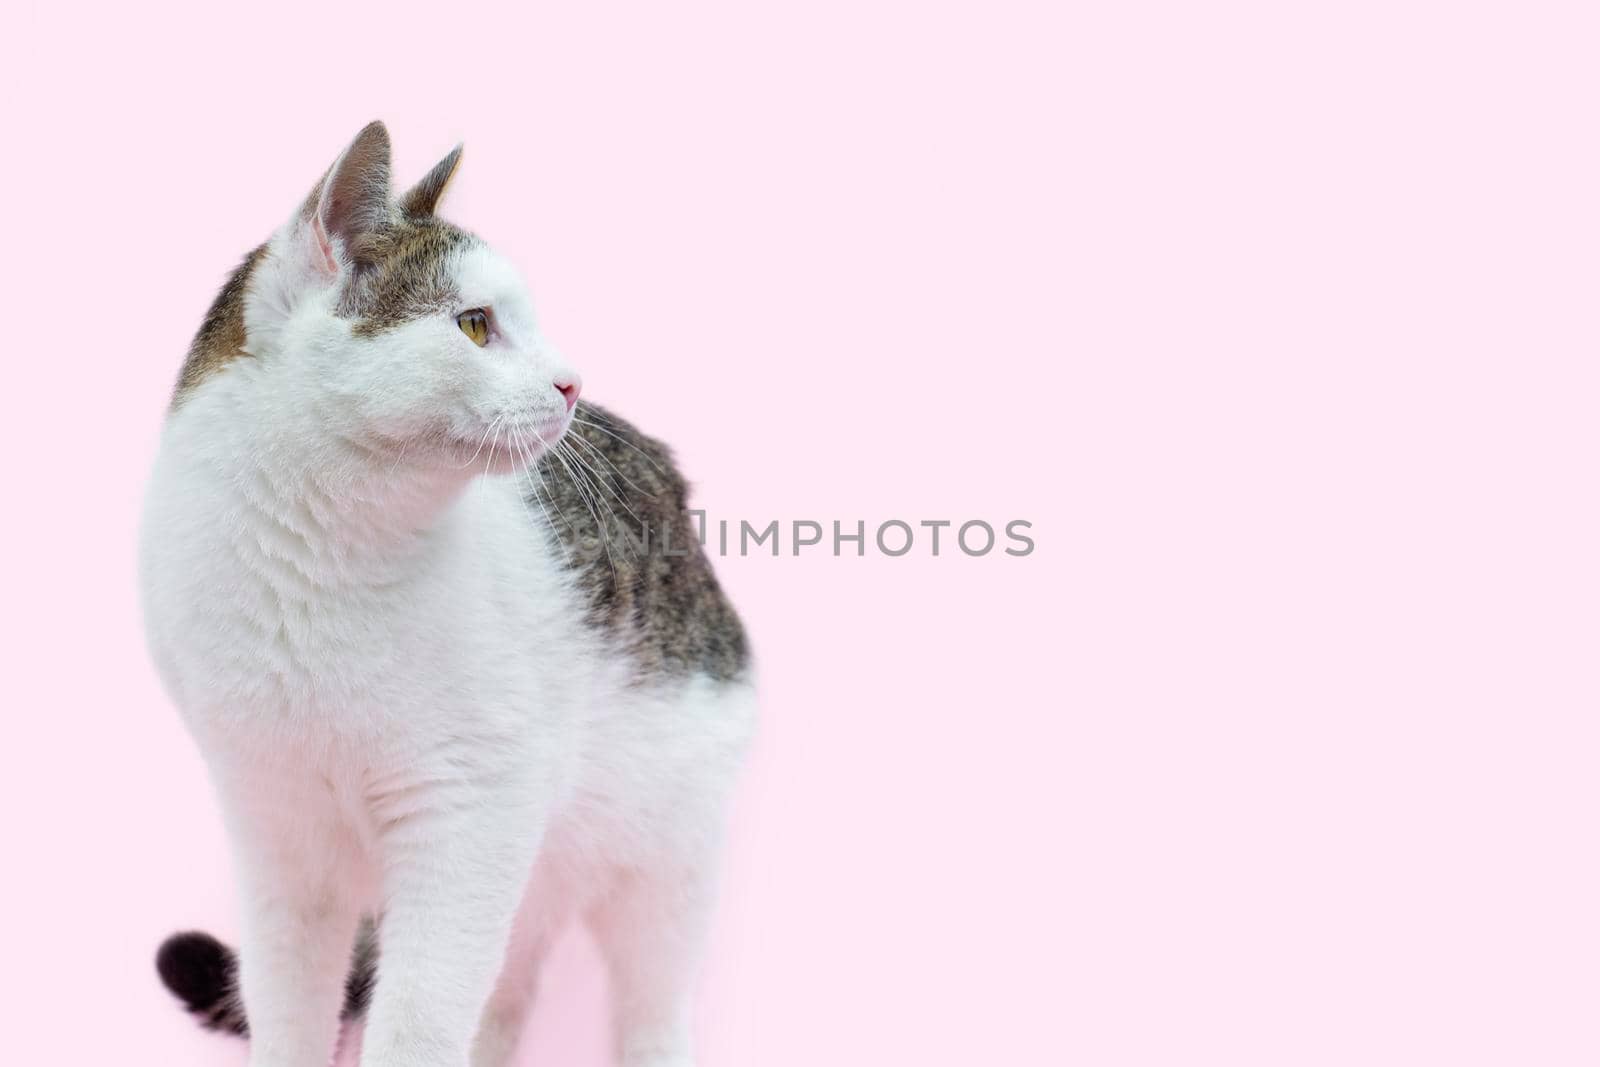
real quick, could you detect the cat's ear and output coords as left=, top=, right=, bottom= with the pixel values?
left=399, top=144, right=464, bottom=219
left=300, top=121, right=394, bottom=276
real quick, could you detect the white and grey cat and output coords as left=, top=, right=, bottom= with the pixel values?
left=140, top=121, right=754, bottom=1067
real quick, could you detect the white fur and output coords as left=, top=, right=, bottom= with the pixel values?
left=140, top=193, right=753, bottom=1067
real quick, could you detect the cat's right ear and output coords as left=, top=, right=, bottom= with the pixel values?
left=295, top=121, right=394, bottom=278
left=399, top=144, right=464, bottom=220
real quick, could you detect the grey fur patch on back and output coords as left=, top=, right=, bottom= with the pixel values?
left=531, top=402, right=750, bottom=682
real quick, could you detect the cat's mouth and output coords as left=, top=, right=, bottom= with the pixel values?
left=446, top=416, right=571, bottom=472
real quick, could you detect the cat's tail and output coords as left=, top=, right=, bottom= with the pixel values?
left=155, top=920, right=378, bottom=1036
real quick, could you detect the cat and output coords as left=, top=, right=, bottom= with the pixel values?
left=139, top=121, right=755, bottom=1067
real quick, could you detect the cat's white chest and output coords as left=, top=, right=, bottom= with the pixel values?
left=139, top=414, right=585, bottom=753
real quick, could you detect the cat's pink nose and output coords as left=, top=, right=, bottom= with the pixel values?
left=554, top=377, right=581, bottom=410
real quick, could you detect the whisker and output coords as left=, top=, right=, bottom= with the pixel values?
left=526, top=431, right=579, bottom=541
left=483, top=419, right=505, bottom=480
left=570, top=416, right=667, bottom=474
left=543, top=431, right=619, bottom=583
left=566, top=431, right=656, bottom=502
left=386, top=434, right=413, bottom=478
left=560, top=438, right=644, bottom=526
left=559, top=441, right=632, bottom=561
left=459, top=414, right=505, bottom=470
left=512, top=435, right=572, bottom=567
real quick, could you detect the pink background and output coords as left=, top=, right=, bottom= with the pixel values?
left=4, top=1, right=1598, bottom=1064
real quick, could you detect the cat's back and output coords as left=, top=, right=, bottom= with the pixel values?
left=531, top=401, right=751, bottom=686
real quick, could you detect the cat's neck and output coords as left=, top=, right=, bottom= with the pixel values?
left=182, top=373, right=483, bottom=586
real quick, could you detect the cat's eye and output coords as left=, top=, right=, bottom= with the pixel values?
left=457, top=308, right=490, bottom=347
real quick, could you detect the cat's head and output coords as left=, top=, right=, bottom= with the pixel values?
left=181, top=121, right=579, bottom=475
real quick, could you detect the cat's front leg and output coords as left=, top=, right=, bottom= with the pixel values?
left=590, top=847, right=726, bottom=1067
left=359, top=758, right=548, bottom=1067
left=214, top=761, right=366, bottom=1067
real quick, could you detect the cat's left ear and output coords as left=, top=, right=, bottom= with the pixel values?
left=399, top=145, right=464, bottom=219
